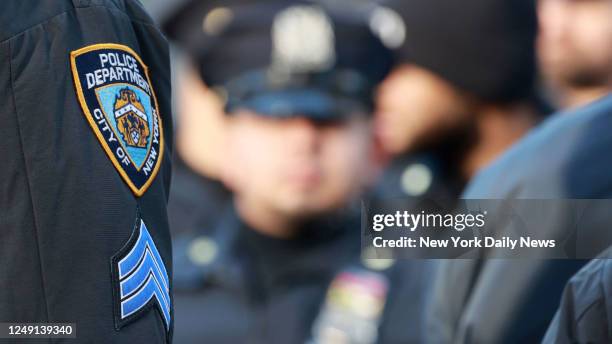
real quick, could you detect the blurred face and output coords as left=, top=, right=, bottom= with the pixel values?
left=375, top=64, right=473, bottom=155
left=222, top=111, right=374, bottom=219
left=539, top=0, right=612, bottom=88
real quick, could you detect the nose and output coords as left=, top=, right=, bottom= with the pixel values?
left=287, top=117, right=321, bottom=154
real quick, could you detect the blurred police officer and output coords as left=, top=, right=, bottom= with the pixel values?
left=1, top=0, right=174, bottom=342
left=161, top=1, right=410, bottom=343
left=539, top=0, right=612, bottom=109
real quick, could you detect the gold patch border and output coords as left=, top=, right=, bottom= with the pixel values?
left=70, top=43, right=165, bottom=197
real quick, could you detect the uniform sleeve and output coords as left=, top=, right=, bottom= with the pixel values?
left=0, top=29, right=50, bottom=324
left=542, top=253, right=612, bottom=344
left=1, top=0, right=173, bottom=341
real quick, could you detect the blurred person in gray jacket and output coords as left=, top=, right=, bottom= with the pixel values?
left=430, top=93, right=612, bottom=343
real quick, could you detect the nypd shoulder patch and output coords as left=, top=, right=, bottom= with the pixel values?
left=70, top=43, right=164, bottom=197
left=111, top=216, right=171, bottom=332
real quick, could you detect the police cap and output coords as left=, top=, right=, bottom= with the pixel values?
left=164, top=0, right=394, bottom=120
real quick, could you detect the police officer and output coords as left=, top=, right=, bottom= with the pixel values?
left=1, top=0, right=173, bottom=342
left=162, top=1, right=402, bottom=343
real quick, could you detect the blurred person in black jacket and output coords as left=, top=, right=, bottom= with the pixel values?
left=378, top=0, right=546, bottom=189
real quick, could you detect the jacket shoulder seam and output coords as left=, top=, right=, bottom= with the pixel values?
left=0, top=3, right=158, bottom=45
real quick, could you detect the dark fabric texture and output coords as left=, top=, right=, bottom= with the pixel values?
left=0, top=0, right=173, bottom=342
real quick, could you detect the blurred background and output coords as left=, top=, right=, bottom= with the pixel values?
left=137, top=0, right=612, bottom=342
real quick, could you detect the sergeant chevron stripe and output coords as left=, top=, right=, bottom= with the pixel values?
left=112, top=217, right=171, bottom=332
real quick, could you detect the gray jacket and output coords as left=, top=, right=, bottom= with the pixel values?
left=428, top=94, right=612, bottom=343
left=543, top=246, right=612, bottom=344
